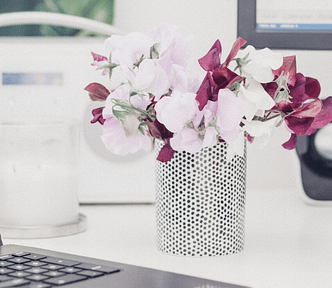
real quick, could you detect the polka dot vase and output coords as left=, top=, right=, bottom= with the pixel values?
left=155, top=137, right=247, bottom=256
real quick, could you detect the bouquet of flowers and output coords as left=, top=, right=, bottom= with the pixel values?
left=85, top=24, right=332, bottom=162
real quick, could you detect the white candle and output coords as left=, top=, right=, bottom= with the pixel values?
left=0, top=121, right=80, bottom=227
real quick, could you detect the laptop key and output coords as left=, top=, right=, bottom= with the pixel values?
left=75, top=263, right=120, bottom=274
left=77, top=269, right=104, bottom=278
left=42, top=264, right=64, bottom=270
left=44, top=274, right=87, bottom=285
left=0, top=275, right=13, bottom=282
left=41, top=257, right=81, bottom=267
left=0, top=278, right=30, bottom=287
left=23, top=254, right=47, bottom=261
left=43, top=271, right=65, bottom=277
left=0, top=268, right=13, bottom=275
left=8, top=271, right=31, bottom=278
left=26, top=284, right=52, bottom=288
left=0, top=255, right=13, bottom=261
left=26, top=274, right=49, bottom=281
left=0, top=261, right=14, bottom=267
left=12, top=252, right=30, bottom=257
left=59, top=267, right=81, bottom=274
left=25, top=261, right=47, bottom=267
left=25, top=267, right=48, bottom=274
left=9, top=264, right=30, bottom=271
left=8, top=257, right=30, bottom=264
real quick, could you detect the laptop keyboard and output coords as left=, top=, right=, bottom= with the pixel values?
left=0, top=251, right=121, bottom=287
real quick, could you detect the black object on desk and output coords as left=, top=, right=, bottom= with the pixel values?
left=296, top=123, right=332, bottom=201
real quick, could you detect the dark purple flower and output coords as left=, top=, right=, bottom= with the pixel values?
left=91, top=107, right=105, bottom=125
left=196, top=37, right=246, bottom=110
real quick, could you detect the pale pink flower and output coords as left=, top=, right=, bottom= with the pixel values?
left=121, top=59, right=157, bottom=92
left=104, top=32, right=154, bottom=68
left=216, top=89, right=245, bottom=143
left=148, top=23, right=192, bottom=68
left=155, top=90, right=198, bottom=133
left=169, top=64, right=203, bottom=94
left=101, top=116, right=152, bottom=156
left=170, top=128, right=201, bottom=153
left=103, top=85, right=131, bottom=117
left=192, top=100, right=217, bottom=130
left=144, top=60, right=170, bottom=99
left=170, top=127, right=218, bottom=154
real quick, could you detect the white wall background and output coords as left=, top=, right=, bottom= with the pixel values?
left=113, top=0, right=332, bottom=192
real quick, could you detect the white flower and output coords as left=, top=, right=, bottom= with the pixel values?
left=237, top=45, right=283, bottom=83
left=242, top=117, right=291, bottom=148
left=238, top=77, right=275, bottom=121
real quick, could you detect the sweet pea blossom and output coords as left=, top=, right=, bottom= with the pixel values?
left=101, top=116, right=152, bottom=156
left=236, top=45, right=283, bottom=83
left=155, top=90, right=198, bottom=133
left=91, top=52, right=109, bottom=75
left=263, top=56, right=332, bottom=149
left=238, top=77, right=275, bottom=121
left=148, top=23, right=192, bottom=68
left=104, top=32, right=154, bottom=68
left=216, top=89, right=245, bottom=143
left=196, top=38, right=246, bottom=110
left=242, top=117, right=291, bottom=148
left=170, top=126, right=218, bottom=154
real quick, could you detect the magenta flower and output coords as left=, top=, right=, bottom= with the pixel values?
left=84, top=83, right=110, bottom=125
left=196, top=38, right=246, bottom=110
left=264, top=56, right=332, bottom=149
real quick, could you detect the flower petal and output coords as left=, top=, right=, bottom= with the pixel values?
left=85, top=83, right=110, bottom=101
left=157, top=141, right=175, bottom=162
left=291, top=99, right=322, bottom=118
left=198, top=40, right=221, bottom=71
left=91, top=107, right=105, bottom=125
left=282, top=133, right=297, bottom=150
left=306, top=96, right=332, bottom=134
left=285, top=116, right=314, bottom=136
left=273, top=56, right=297, bottom=86
left=222, top=37, right=247, bottom=67
left=145, top=119, right=173, bottom=140
left=196, top=74, right=212, bottom=110
left=212, top=67, right=242, bottom=90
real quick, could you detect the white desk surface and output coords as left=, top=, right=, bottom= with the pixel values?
left=4, top=188, right=332, bottom=288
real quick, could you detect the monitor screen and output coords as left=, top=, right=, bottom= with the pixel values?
left=238, top=0, right=332, bottom=50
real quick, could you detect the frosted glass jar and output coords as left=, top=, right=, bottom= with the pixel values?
left=0, top=121, right=80, bottom=229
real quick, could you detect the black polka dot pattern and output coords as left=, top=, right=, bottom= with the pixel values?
left=155, top=139, right=247, bottom=256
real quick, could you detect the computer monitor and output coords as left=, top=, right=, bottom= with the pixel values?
left=238, top=0, right=332, bottom=50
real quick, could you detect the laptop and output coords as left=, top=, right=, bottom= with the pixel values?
left=0, top=235, right=250, bottom=288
